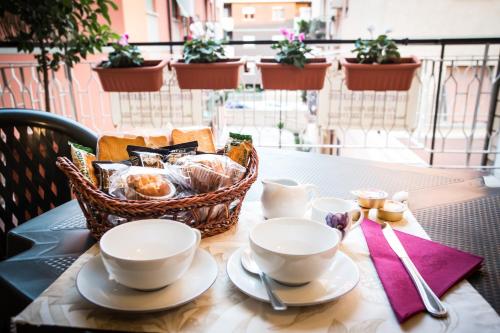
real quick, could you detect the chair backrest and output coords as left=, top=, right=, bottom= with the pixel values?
left=0, top=109, right=97, bottom=258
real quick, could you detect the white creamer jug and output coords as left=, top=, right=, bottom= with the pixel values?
left=261, top=179, right=318, bottom=219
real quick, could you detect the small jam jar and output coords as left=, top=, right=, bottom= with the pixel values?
left=351, top=189, right=388, bottom=209
left=377, top=200, right=406, bottom=222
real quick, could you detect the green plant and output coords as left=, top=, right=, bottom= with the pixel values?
left=309, top=19, right=326, bottom=39
left=183, top=22, right=225, bottom=64
left=272, top=28, right=312, bottom=68
left=100, top=34, right=144, bottom=68
left=352, top=34, right=400, bottom=64
left=183, top=38, right=225, bottom=64
left=297, top=19, right=310, bottom=34
left=0, top=0, right=118, bottom=112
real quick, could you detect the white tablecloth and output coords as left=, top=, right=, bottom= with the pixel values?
left=14, top=201, right=500, bottom=332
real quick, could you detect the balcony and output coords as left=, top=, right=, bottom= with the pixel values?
left=1, top=38, right=499, bottom=169
left=2, top=33, right=500, bottom=332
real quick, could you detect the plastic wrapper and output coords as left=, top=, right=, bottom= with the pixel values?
left=92, top=160, right=131, bottom=193
left=109, top=165, right=193, bottom=200
left=176, top=154, right=246, bottom=194
left=127, top=141, right=198, bottom=167
left=224, top=132, right=253, bottom=167
left=69, top=141, right=98, bottom=185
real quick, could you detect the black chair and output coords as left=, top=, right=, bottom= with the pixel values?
left=0, top=108, right=97, bottom=258
left=0, top=109, right=98, bottom=330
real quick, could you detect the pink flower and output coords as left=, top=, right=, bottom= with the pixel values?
left=187, top=34, right=193, bottom=41
left=118, top=33, right=129, bottom=46
left=298, top=32, right=305, bottom=42
left=279, top=27, right=289, bottom=37
left=288, top=32, right=295, bottom=42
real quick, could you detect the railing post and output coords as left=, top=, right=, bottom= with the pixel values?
left=481, top=49, right=500, bottom=166
left=466, top=44, right=489, bottom=166
left=429, top=43, right=446, bottom=166
left=64, top=63, right=79, bottom=121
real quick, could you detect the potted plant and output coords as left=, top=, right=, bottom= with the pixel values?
left=93, top=34, right=168, bottom=92
left=341, top=34, right=421, bottom=91
left=171, top=22, right=244, bottom=90
left=0, top=0, right=117, bottom=112
left=257, top=28, right=331, bottom=90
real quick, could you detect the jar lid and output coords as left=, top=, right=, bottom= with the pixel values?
left=351, top=189, right=388, bottom=200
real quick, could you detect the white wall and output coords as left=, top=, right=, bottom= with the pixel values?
left=340, top=0, right=500, bottom=38
left=337, top=0, right=500, bottom=57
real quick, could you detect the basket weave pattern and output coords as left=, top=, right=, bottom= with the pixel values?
left=56, top=149, right=258, bottom=239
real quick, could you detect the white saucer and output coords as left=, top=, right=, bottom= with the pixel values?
left=76, top=249, right=217, bottom=312
left=227, top=248, right=359, bottom=306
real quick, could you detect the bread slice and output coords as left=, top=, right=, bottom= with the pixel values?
left=172, top=127, right=216, bottom=153
left=97, top=134, right=170, bottom=161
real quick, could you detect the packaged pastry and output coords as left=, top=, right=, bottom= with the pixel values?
left=127, top=141, right=198, bottom=167
left=176, top=154, right=246, bottom=194
left=224, top=132, right=253, bottom=166
left=125, top=173, right=175, bottom=200
left=160, top=141, right=198, bottom=164
left=92, top=160, right=131, bottom=193
left=69, top=142, right=98, bottom=185
left=109, top=166, right=190, bottom=200
left=128, top=150, right=165, bottom=169
left=172, top=127, right=216, bottom=153
left=97, top=134, right=170, bottom=161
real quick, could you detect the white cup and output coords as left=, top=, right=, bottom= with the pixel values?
left=311, top=197, right=362, bottom=240
left=249, top=217, right=340, bottom=285
left=100, top=219, right=201, bottom=291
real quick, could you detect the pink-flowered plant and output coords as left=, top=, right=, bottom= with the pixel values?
left=101, top=33, right=144, bottom=68
left=279, top=27, right=289, bottom=37
left=272, top=28, right=312, bottom=68
left=118, top=33, right=129, bottom=46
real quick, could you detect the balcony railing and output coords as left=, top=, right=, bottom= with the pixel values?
left=1, top=38, right=499, bottom=169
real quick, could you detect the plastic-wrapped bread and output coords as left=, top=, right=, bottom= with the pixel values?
left=176, top=154, right=246, bottom=194
left=108, top=166, right=190, bottom=200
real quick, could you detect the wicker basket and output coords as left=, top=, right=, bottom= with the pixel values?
left=56, top=149, right=258, bottom=240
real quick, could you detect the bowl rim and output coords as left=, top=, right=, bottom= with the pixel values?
left=249, top=217, right=340, bottom=257
left=311, top=196, right=358, bottom=213
left=100, top=219, right=197, bottom=262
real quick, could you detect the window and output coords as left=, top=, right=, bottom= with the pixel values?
left=242, top=6, right=255, bottom=20
left=272, top=6, right=285, bottom=21
left=145, top=0, right=156, bottom=13
left=242, top=35, right=255, bottom=48
left=145, top=0, right=159, bottom=42
left=299, top=7, right=311, bottom=20
left=224, top=31, right=233, bottom=40
left=223, top=4, right=232, bottom=17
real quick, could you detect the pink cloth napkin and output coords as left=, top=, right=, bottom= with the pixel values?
left=361, top=219, right=483, bottom=323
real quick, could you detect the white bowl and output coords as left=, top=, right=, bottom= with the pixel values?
left=249, top=218, right=340, bottom=285
left=99, top=219, right=201, bottom=290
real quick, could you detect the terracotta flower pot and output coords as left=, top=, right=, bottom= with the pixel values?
left=256, top=58, right=331, bottom=90
left=341, top=56, right=421, bottom=91
left=93, top=59, right=168, bottom=92
left=170, top=58, right=244, bottom=90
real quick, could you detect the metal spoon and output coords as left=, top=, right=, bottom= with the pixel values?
left=240, top=248, right=287, bottom=310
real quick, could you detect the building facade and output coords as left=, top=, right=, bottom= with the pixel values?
left=223, top=1, right=312, bottom=57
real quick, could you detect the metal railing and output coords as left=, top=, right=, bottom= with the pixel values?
left=1, top=38, right=499, bottom=169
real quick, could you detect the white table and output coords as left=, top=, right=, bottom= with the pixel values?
left=14, top=201, right=500, bottom=333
